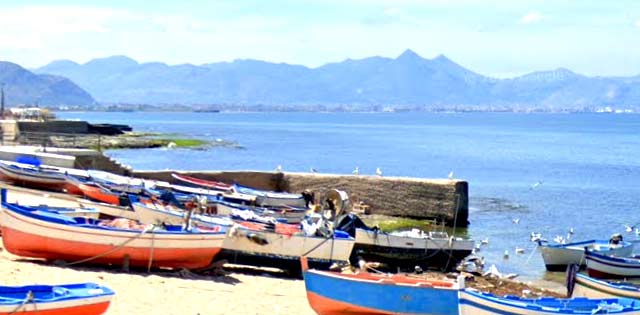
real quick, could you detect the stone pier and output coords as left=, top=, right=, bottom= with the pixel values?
left=134, top=170, right=469, bottom=227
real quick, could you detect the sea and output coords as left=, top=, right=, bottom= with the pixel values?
left=56, top=111, right=640, bottom=283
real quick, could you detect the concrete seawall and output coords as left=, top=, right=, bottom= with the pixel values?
left=134, top=170, right=469, bottom=227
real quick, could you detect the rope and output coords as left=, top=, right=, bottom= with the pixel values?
left=147, top=227, right=156, bottom=273
left=64, top=225, right=156, bottom=266
left=9, top=291, right=34, bottom=315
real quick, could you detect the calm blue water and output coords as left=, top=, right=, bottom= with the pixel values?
left=56, top=111, right=640, bottom=282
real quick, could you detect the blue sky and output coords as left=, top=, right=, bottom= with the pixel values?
left=0, top=0, right=639, bottom=77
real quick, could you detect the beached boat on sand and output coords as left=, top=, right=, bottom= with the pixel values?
left=571, top=272, right=640, bottom=300
left=538, top=237, right=633, bottom=271
left=0, top=161, right=68, bottom=192
left=1, top=192, right=226, bottom=270
left=335, top=213, right=474, bottom=271
left=132, top=201, right=355, bottom=271
left=458, top=289, right=640, bottom=314
left=171, top=173, right=232, bottom=191
left=302, top=258, right=461, bottom=315
left=0, top=282, right=114, bottom=315
left=586, top=250, right=640, bottom=279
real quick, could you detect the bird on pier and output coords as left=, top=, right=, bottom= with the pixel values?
left=352, top=167, right=359, bottom=175
left=480, top=238, right=489, bottom=245
left=512, top=218, right=520, bottom=224
left=503, top=250, right=509, bottom=259
left=515, top=247, right=525, bottom=254
left=274, top=165, right=283, bottom=173
left=568, top=227, right=575, bottom=235
left=375, top=167, right=383, bottom=177
left=448, top=171, right=454, bottom=180
left=310, top=167, right=317, bottom=173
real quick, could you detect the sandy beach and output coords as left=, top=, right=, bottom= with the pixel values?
left=0, top=186, right=315, bottom=315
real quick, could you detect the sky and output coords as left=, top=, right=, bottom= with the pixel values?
left=0, top=0, right=639, bottom=78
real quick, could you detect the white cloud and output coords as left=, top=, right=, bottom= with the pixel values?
left=520, top=11, right=543, bottom=24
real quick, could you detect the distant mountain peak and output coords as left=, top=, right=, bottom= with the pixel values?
left=85, top=55, right=138, bottom=68
left=396, top=49, right=423, bottom=61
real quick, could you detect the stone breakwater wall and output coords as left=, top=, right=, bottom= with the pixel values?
left=134, top=170, right=469, bottom=227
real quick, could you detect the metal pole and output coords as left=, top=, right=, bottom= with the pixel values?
left=1, top=83, right=5, bottom=120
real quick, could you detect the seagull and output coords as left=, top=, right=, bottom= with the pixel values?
left=635, top=228, right=640, bottom=236
left=553, top=235, right=565, bottom=244
left=568, top=227, right=575, bottom=235
left=375, top=167, right=383, bottom=176
left=503, top=250, right=509, bottom=259
left=625, top=224, right=635, bottom=233
left=448, top=171, right=454, bottom=180
left=512, top=218, right=520, bottom=224
left=474, top=244, right=481, bottom=251
left=515, top=247, right=525, bottom=254
left=530, top=232, right=543, bottom=242
left=274, top=165, right=283, bottom=173
left=352, top=167, right=359, bottom=175
left=480, top=238, right=489, bottom=245
left=310, top=167, right=317, bottom=173
left=530, top=180, right=543, bottom=190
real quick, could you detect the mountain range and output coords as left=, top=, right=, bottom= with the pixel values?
left=26, top=50, right=640, bottom=109
left=0, top=62, right=95, bottom=106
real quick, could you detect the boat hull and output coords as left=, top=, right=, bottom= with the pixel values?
left=354, top=229, right=474, bottom=271
left=0, top=163, right=66, bottom=192
left=573, top=274, right=640, bottom=299
left=539, top=240, right=634, bottom=271
left=78, top=184, right=121, bottom=205
left=303, top=269, right=459, bottom=315
left=586, top=251, right=640, bottom=279
left=1, top=206, right=224, bottom=270
left=0, top=282, right=113, bottom=315
left=459, top=290, right=640, bottom=314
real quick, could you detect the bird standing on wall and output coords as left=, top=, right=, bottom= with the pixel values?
left=352, top=167, right=359, bottom=175
left=448, top=171, right=454, bottom=179
left=375, top=167, right=382, bottom=176
left=275, top=165, right=283, bottom=173
left=310, top=167, right=317, bottom=173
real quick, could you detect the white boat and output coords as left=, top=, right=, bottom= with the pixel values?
left=214, top=200, right=307, bottom=224
left=538, top=237, right=634, bottom=271
left=132, top=201, right=355, bottom=271
left=586, top=250, right=640, bottom=279
left=571, top=272, right=640, bottom=299
left=231, top=183, right=306, bottom=208
left=77, top=198, right=140, bottom=220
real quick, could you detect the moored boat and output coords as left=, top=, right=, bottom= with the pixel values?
left=0, top=282, right=114, bottom=315
left=231, top=183, right=307, bottom=208
left=1, top=194, right=226, bottom=270
left=302, top=258, right=461, bottom=315
left=538, top=237, right=633, bottom=271
left=586, top=250, right=640, bottom=279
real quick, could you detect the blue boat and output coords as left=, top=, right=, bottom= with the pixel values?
left=459, top=289, right=640, bottom=314
left=0, top=282, right=114, bottom=314
left=302, top=258, right=461, bottom=315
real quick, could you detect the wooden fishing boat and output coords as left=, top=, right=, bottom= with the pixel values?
left=77, top=199, right=140, bottom=220
left=231, top=183, right=306, bottom=208
left=77, top=183, right=122, bottom=205
left=538, top=238, right=634, bottom=271
left=215, top=199, right=307, bottom=224
left=171, top=173, right=232, bottom=191
left=1, top=195, right=226, bottom=270
left=586, top=250, right=640, bottom=279
left=0, top=282, right=114, bottom=315
left=0, top=161, right=67, bottom=192
left=132, top=202, right=354, bottom=271
left=459, top=289, right=640, bottom=314
left=335, top=214, right=474, bottom=271
left=571, top=273, right=640, bottom=299
left=302, top=258, right=460, bottom=315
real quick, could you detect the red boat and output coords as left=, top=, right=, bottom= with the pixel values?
left=171, top=173, right=232, bottom=191
left=1, top=191, right=227, bottom=270
left=77, top=183, right=121, bottom=205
